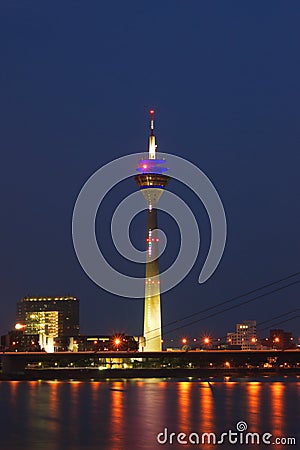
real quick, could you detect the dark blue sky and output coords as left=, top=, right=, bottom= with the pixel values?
left=1, top=1, right=300, bottom=343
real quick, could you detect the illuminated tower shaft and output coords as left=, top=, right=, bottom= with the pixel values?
left=145, top=201, right=161, bottom=350
left=135, top=110, right=169, bottom=351
left=135, top=182, right=169, bottom=350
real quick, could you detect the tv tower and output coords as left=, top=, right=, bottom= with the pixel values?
left=135, top=110, right=170, bottom=351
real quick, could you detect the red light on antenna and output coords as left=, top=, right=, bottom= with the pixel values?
left=149, top=109, right=155, bottom=114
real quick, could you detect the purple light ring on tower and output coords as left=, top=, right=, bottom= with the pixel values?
left=136, top=159, right=168, bottom=174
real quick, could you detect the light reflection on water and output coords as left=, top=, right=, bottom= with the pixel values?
left=247, top=382, right=261, bottom=431
left=177, top=382, right=191, bottom=429
left=199, top=382, right=215, bottom=433
left=110, top=382, right=125, bottom=450
left=0, top=379, right=299, bottom=450
left=270, top=382, right=285, bottom=436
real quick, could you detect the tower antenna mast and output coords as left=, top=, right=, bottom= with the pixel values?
left=149, top=109, right=156, bottom=159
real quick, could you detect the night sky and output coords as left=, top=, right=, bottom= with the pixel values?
left=1, top=1, right=300, bottom=343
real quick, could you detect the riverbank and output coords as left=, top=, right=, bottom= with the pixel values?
left=1, top=367, right=300, bottom=381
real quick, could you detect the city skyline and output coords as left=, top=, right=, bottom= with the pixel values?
left=3, top=288, right=299, bottom=350
left=1, top=4, right=300, bottom=450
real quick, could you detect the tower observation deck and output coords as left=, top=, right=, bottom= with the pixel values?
left=134, top=110, right=170, bottom=351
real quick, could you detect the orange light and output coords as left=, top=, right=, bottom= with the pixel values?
left=114, top=338, right=121, bottom=346
left=15, top=323, right=26, bottom=330
left=274, top=337, right=280, bottom=343
left=94, top=340, right=98, bottom=344
left=251, top=337, right=257, bottom=343
left=225, top=361, right=230, bottom=368
left=204, top=337, right=210, bottom=344
left=182, top=338, right=187, bottom=345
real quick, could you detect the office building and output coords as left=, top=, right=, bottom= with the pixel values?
left=16, top=296, right=79, bottom=352
left=227, top=320, right=257, bottom=350
left=261, top=329, right=295, bottom=350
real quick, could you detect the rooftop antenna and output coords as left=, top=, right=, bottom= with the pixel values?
left=148, top=109, right=156, bottom=159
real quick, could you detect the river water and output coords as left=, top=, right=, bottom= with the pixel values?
left=0, top=379, right=299, bottom=449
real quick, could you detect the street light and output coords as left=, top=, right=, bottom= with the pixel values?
left=114, top=337, right=121, bottom=350
left=15, top=323, right=26, bottom=330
